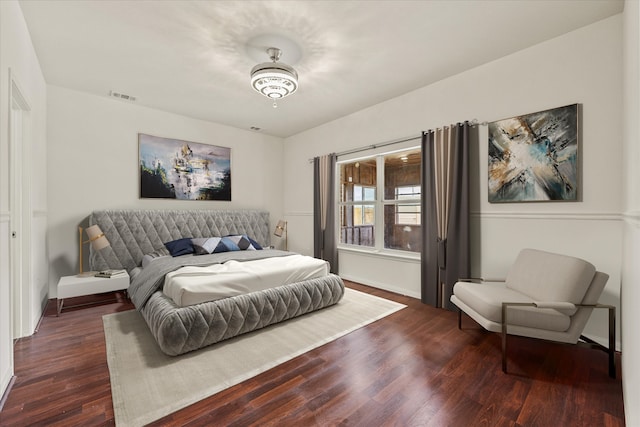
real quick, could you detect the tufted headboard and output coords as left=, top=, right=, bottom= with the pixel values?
left=89, top=209, right=271, bottom=272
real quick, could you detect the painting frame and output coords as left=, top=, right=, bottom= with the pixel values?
left=139, top=133, right=231, bottom=201
left=487, top=104, right=579, bottom=203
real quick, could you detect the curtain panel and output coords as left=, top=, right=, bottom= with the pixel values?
left=314, top=154, right=339, bottom=273
left=421, top=123, right=470, bottom=309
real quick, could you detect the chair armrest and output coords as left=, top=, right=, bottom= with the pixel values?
left=458, top=277, right=505, bottom=283
left=577, top=303, right=616, bottom=309
left=533, top=301, right=576, bottom=310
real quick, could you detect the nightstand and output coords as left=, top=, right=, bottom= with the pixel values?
left=56, top=272, right=130, bottom=315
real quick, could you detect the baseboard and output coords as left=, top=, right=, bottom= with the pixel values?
left=34, top=308, right=45, bottom=334
left=0, top=375, right=15, bottom=412
left=339, top=273, right=421, bottom=299
left=581, top=333, right=622, bottom=353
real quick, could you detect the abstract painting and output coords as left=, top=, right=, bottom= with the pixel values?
left=488, top=104, right=578, bottom=203
left=139, top=134, right=231, bottom=201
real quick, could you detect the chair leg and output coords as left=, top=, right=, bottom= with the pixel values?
left=501, top=302, right=536, bottom=374
left=501, top=303, right=507, bottom=373
left=608, top=306, right=616, bottom=378
left=581, top=305, right=617, bottom=379
left=457, top=308, right=462, bottom=329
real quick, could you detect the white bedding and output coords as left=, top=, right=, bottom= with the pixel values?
left=163, top=254, right=330, bottom=307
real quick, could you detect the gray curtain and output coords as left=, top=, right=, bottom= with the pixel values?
left=421, top=123, right=470, bottom=309
left=314, top=154, right=339, bottom=273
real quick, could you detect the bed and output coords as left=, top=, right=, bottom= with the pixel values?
left=89, top=209, right=345, bottom=356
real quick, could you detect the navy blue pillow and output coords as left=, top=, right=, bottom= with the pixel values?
left=246, top=236, right=263, bottom=250
left=164, top=238, right=194, bottom=257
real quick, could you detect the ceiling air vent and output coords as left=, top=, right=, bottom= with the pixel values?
left=109, top=91, right=137, bottom=102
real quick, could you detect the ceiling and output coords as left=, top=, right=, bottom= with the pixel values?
left=19, top=0, right=623, bottom=138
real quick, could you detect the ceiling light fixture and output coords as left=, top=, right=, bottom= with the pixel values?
left=250, top=47, right=298, bottom=108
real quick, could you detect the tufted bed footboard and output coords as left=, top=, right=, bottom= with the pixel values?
left=141, top=274, right=345, bottom=356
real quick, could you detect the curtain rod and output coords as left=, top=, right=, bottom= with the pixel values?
left=308, top=120, right=487, bottom=163
left=307, top=134, right=421, bottom=163
left=335, top=134, right=423, bottom=158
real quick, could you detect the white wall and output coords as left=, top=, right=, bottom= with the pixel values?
left=46, top=86, right=285, bottom=296
left=621, top=1, right=639, bottom=425
left=0, top=0, right=48, bottom=399
left=283, top=15, right=623, bottom=348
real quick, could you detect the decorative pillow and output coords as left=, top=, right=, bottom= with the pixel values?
left=216, top=237, right=240, bottom=252
left=164, top=238, right=194, bottom=257
left=225, top=234, right=263, bottom=250
left=141, top=247, right=171, bottom=268
left=246, top=235, right=263, bottom=250
left=191, top=235, right=262, bottom=255
left=191, top=237, right=222, bottom=255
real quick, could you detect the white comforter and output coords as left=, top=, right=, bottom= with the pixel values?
left=163, top=254, right=330, bottom=307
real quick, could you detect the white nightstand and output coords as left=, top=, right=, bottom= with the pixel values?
left=56, top=272, right=130, bottom=315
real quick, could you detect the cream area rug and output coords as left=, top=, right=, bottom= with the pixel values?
left=103, top=288, right=406, bottom=427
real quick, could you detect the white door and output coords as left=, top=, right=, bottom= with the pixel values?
left=9, top=71, right=32, bottom=339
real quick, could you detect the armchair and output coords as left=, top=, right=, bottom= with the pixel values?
left=450, top=248, right=615, bottom=378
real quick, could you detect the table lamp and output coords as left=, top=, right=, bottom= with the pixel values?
left=78, top=225, right=110, bottom=276
left=274, top=220, right=288, bottom=251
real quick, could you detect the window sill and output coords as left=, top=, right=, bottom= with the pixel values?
left=338, top=245, right=420, bottom=262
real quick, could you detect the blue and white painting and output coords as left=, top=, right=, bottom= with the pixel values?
left=488, top=104, right=578, bottom=203
left=139, top=134, right=231, bottom=201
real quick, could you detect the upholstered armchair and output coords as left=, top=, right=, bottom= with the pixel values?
left=450, top=248, right=615, bottom=378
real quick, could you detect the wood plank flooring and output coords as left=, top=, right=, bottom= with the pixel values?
left=0, top=281, right=625, bottom=426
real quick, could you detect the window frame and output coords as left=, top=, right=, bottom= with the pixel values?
left=392, top=185, right=421, bottom=225
left=336, top=146, right=421, bottom=257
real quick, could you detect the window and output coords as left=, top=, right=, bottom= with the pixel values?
left=339, top=147, right=422, bottom=253
left=339, top=160, right=376, bottom=247
left=353, top=185, right=375, bottom=226
left=395, top=185, right=421, bottom=225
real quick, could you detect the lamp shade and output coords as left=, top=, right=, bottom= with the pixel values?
left=274, top=220, right=286, bottom=237
left=85, top=225, right=110, bottom=251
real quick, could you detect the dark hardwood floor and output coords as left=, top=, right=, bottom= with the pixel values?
left=0, top=281, right=625, bottom=426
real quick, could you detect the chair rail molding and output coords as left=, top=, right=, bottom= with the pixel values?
left=472, top=211, right=622, bottom=221
left=623, top=211, right=640, bottom=227
left=0, top=211, right=46, bottom=222
left=284, top=211, right=313, bottom=217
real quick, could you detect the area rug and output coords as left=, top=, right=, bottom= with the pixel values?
left=103, top=288, right=406, bottom=427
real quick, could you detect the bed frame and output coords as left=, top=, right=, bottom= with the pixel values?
left=89, top=209, right=345, bottom=355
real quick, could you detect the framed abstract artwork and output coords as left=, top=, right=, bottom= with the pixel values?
left=488, top=104, right=578, bottom=203
left=139, top=133, right=231, bottom=201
